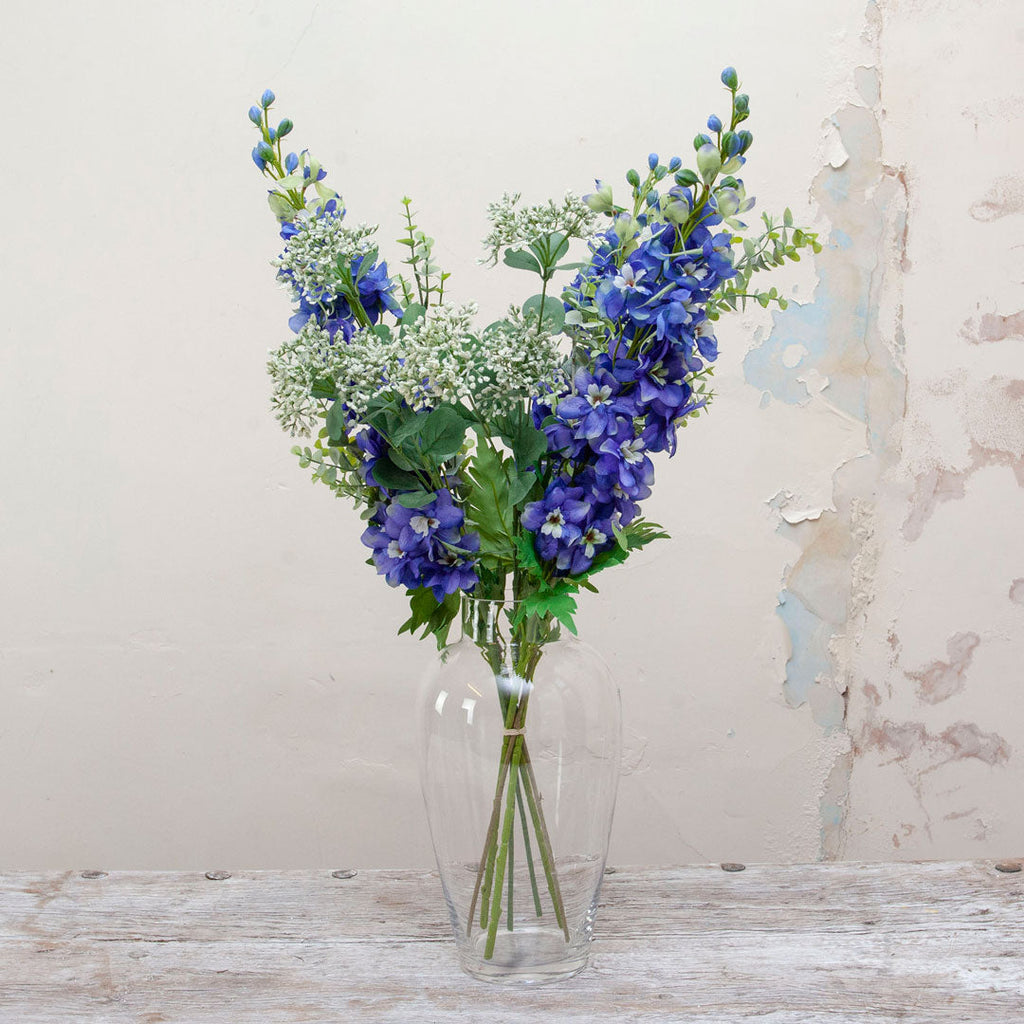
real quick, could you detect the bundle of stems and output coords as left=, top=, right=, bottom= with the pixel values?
left=464, top=608, right=568, bottom=959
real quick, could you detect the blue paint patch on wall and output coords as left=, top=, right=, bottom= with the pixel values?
left=742, top=279, right=837, bottom=407
left=776, top=589, right=833, bottom=709
left=820, top=802, right=844, bottom=828
left=832, top=228, right=853, bottom=250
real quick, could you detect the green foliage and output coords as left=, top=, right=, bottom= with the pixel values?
left=398, top=588, right=461, bottom=648
left=392, top=404, right=469, bottom=465
left=491, top=409, right=548, bottom=471
left=399, top=198, right=449, bottom=309
left=509, top=519, right=671, bottom=635
left=502, top=248, right=544, bottom=275
left=522, top=293, right=565, bottom=334
left=708, top=210, right=822, bottom=319
left=462, top=442, right=514, bottom=566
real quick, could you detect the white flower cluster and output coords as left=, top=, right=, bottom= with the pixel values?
left=266, top=320, right=346, bottom=436
left=481, top=191, right=597, bottom=265
left=476, top=308, right=568, bottom=417
left=390, top=303, right=482, bottom=410
left=272, top=211, right=378, bottom=304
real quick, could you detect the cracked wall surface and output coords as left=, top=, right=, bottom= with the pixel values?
left=0, top=0, right=1020, bottom=868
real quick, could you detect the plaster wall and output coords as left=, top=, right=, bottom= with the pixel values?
left=0, top=0, right=1020, bottom=869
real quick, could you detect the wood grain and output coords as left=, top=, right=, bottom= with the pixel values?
left=0, top=861, right=1021, bottom=1022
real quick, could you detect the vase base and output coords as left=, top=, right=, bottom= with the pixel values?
left=458, top=927, right=589, bottom=985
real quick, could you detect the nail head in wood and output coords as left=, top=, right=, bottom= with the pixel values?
left=331, top=869, right=357, bottom=880
left=994, top=861, right=1022, bottom=873
left=205, top=870, right=231, bottom=881
left=604, top=866, right=617, bottom=875
left=721, top=862, right=747, bottom=873
left=80, top=870, right=107, bottom=879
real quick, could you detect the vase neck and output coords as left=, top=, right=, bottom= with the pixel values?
left=458, top=596, right=562, bottom=649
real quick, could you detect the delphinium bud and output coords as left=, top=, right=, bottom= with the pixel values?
left=648, top=152, right=659, bottom=171
left=261, top=88, right=276, bottom=108
left=734, top=94, right=749, bottom=115
left=251, top=145, right=266, bottom=170
left=707, top=114, right=722, bottom=133
left=248, top=105, right=263, bottom=126
left=693, top=133, right=712, bottom=151
left=277, top=118, right=293, bottom=138
left=668, top=156, right=682, bottom=172
left=674, top=168, right=699, bottom=187
left=626, top=168, right=641, bottom=188
left=696, top=143, right=722, bottom=184
left=585, top=181, right=615, bottom=214
left=721, top=66, right=738, bottom=90
left=737, top=130, right=754, bottom=153
left=256, top=141, right=275, bottom=162
left=285, top=152, right=299, bottom=173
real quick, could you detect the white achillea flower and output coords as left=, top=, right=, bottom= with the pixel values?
left=391, top=303, right=482, bottom=410
left=266, top=320, right=344, bottom=436
left=270, top=303, right=568, bottom=436
left=481, top=192, right=597, bottom=265
left=272, top=210, right=378, bottom=303
left=476, top=307, right=567, bottom=418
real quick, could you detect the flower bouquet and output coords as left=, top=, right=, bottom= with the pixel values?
left=247, top=69, right=817, bottom=981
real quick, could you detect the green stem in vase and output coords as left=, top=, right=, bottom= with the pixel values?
left=515, top=775, right=543, bottom=918
left=484, top=732, right=525, bottom=958
left=518, top=742, right=570, bottom=941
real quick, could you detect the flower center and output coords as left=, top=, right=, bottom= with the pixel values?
left=541, top=509, right=566, bottom=538
left=586, top=384, right=613, bottom=408
left=409, top=514, right=440, bottom=535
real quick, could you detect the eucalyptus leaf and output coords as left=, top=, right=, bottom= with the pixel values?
left=522, top=294, right=565, bottom=334
left=325, top=400, right=347, bottom=444
left=502, top=248, right=544, bottom=275
left=393, top=489, right=437, bottom=509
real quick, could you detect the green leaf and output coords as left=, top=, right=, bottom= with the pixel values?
left=519, top=589, right=578, bottom=635
left=398, top=588, right=461, bottom=647
left=401, top=303, right=426, bottom=325
left=311, top=376, right=338, bottom=401
left=325, top=400, right=347, bottom=444
left=371, top=454, right=424, bottom=492
left=393, top=404, right=467, bottom=464
left=548, top=232, right=570, bottom=264
left=508, top=469, right=536, bottom=506
left=522, top=294, right=565, bottom=334
left=463, top=442, right=514, bottom=562
left=513, top=534, right=544, bottom=580
left=502, top=248, right=544, bottom=275
left=494, top=409, right=549, bottom=469
left=393, top=489, right=437, bottom=509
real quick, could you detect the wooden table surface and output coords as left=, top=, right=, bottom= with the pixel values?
left=1, top=860, right=1021, bottom=1022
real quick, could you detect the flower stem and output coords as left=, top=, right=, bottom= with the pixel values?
left=515, top=776, right=543, bottom=917
left=484, top=733, right=524, bottom=958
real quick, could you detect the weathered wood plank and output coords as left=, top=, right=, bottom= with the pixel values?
left=0, top=862, right=1020, bottom=1022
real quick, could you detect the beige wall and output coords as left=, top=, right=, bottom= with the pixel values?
left=1, top=0, right=1021, bottom=869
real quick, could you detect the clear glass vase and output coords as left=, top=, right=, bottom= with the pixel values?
left=417, top=595, right=621, bottom=984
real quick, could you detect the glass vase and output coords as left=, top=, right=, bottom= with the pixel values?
left=417, top=595, right=621, bottom=984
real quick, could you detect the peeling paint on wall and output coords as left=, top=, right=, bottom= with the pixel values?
left=906, top=632, right=980, bottom=704
left=744, top=1, right=910, bottom=859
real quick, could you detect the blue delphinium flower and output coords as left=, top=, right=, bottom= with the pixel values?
left=555, top=360, right=637, bottom=446
left=521, top=483, right=592, bottom=563
left=361, top=490, right=479, bottom=600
